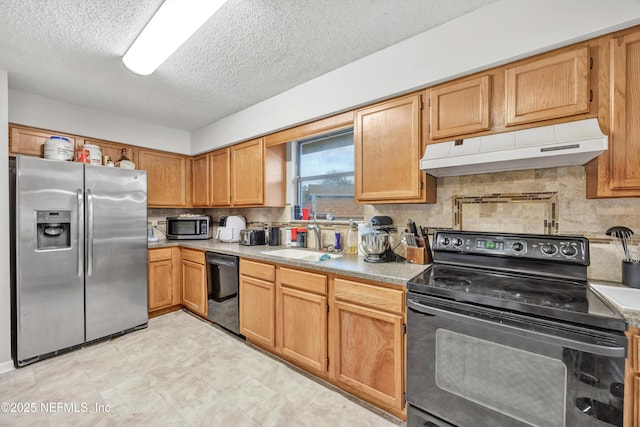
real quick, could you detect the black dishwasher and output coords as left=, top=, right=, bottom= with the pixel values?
left=205, top=252, right=241, bottom=336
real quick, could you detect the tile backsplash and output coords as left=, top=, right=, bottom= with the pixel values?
left=149, top=166, right=640, bottom=282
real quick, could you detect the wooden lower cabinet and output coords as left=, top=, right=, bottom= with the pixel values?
left=147, top=247, right=181, bottom=316
left=625, top=327, right=640, bottom=427
left=332, top=278, right=405, bottom=419
left=240, top=259, right=276, bottom=349
left=180, top=249, right=207, bottom=317
left=277, top=267, right=328, bottom=374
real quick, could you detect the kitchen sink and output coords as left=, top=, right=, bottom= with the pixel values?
left=260, top=248, right=342, bottom=262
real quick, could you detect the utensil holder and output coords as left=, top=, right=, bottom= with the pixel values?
left=622, top=261, right=640, bottom=288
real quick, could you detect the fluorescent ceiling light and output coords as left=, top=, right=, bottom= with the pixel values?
left=123, top=0, right=227, bottom=76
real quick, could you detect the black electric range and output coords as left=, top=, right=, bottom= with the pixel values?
left=406, top=230, right=628, bottom=427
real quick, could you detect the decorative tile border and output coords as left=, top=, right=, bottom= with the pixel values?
left=452, top=192, right=559, bottom=235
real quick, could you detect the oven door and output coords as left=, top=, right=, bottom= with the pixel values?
left=406, top=294, right=626, bottom=427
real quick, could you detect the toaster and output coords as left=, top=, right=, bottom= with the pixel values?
left=239, top=229, right=267, bottom=246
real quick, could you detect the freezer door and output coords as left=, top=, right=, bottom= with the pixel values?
left=84, top=164, right=148, bottom=341
left=15, top=156, right=85, bottom=363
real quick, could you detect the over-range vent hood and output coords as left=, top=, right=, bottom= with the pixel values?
left=420, top=118, right=607, bottom=177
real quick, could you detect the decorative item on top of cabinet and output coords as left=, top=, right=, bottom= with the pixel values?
left=277, top=267, right=328, bottom=375
left=239, top=259, right=276, bottom=349
left=428, top=75, right=491, bottom=140
left=137, top=148, right=189, bottom=207
left=586, top=28, right=640, bottom=198
left=80, top=138, right=138, bottom=167
left=505, top=46, right=591, bottom=126
left=180, top=248, right=207, bottom=318
left=332, top=277, right=405, bottom=419
left=148, top=247, right=181, bottom=317
left=192, top=153, right=210, bottom=207
left=9, top=124, right=77, bottom=157
left=355, top=92, right=436, bottom=204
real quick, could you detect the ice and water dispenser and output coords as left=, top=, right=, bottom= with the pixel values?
left=36, top=210, right=71, bottom=250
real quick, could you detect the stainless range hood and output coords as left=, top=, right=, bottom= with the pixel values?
left=420, top=118, right=607, bottom=177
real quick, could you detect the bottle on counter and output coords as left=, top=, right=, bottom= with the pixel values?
left=345, top=220, right=359, bottom=254
left=116, top=148, right=135, bottom=169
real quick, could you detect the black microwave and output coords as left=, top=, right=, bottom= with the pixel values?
left=166, top=215, right=212, bottom=240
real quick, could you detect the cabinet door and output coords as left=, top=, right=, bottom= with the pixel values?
left=355, top=93, right=430, bottom=203
left=148, top=259, right=173, bottom=311
left=429, top=75, right=491, bottom=139
left=192, top=153, right=210, bottom=206
left=279, top=286, right=328, bottom=372
left=138, top=149, right=187, bottom=207
left=10, top=125, right=77, bottom=157
left=240, top=275, right=275, bottom=349
left=210, top=148, right=231, bottom=206
left=181, top=259, right=207, bottom=317
left=230, top=139, right=264, bottom=206
left=609, top=32, right=640, bottom=191
left=505, top=47, right=590, bottom=126
left=333, top=300, right=404, bottom=412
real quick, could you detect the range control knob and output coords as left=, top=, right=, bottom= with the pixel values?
left=541, top=244, right=558, bottom=256
left=451, top=237, right=464, bottom=247
left=560, top=245, right=578, bottom=257
left=511, top=242, right=525, bottom=252
left=438, top=236, right=450, bottom=247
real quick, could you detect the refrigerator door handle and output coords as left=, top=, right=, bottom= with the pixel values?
left=76, top=188, right=84, bottom=277
left=86, top=189, right=94, bottom=277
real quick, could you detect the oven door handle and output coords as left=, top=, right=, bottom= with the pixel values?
left=407, top=298, right=627, bottom=358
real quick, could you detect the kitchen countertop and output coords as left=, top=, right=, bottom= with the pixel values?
left=149, top=239, right=429, bottom=286
left=589, top=281, right=640, bottom=328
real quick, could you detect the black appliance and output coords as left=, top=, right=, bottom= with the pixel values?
left=206, top=252, right=241, bottom=336
left=406, top=230, right=627, bottom=427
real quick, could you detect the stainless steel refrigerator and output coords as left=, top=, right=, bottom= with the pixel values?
left=10, top=156, right=148, bottom=366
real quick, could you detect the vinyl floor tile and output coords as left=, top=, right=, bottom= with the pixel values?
left=0, top=310, right=401, bottom=426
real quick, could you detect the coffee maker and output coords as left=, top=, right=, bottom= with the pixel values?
left=360, top=216, right=403, bottom=263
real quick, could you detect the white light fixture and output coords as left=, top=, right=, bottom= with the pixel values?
left=123, top=0, right=227, bottom=76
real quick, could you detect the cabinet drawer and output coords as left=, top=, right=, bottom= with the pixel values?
left=181, top=248, right=205, bottom=265
left=241, top=259, right=275, bottom=282
left=334, top=278, right=404, bottom=314
left=279, top=267, right=327, bottom=295
left=148, top=247, right=173, bottom=262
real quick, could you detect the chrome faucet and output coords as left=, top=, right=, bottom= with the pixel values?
left=308, top=223, right=322, bottom=250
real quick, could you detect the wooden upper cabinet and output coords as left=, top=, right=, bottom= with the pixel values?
left=429, top=75, right=491, bottom=139
left=191, top=153, right=210, bottom=207
left=609, top=31, right=640, bottom=191
left=210, top=148, right=231, bottom=207
left=355, top=93, right=435, bottom=204
left=138, top=149, right=188, bottom=207
left=9, top=125, right=77, bottom=157
left=231, top=138, right=264, bottom=206
left=505, top=47, right=590, bottom=126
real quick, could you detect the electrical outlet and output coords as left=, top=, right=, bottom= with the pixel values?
left=151, top=219, right=158, bottom=226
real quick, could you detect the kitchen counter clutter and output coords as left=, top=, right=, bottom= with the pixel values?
left=149, top=239, right=428, bottom=285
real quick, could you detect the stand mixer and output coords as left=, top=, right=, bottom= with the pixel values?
left=360, top=216, right=403, bottom=263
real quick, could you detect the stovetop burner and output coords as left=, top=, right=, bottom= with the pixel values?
left=406, top=230, right=626, bottom=332
left=503, top=283, right=576, bottom=304
left=433, top=277, right=472, bottom=288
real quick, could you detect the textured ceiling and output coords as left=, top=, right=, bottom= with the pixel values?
left=0, top=0, right=498, bottom=131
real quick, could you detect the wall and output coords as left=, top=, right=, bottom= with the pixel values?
left=191, top=0, right=640, bottom=154
left=8, top=89, right=191, bottom=155
left=0, top=71, right=13, bottom=373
